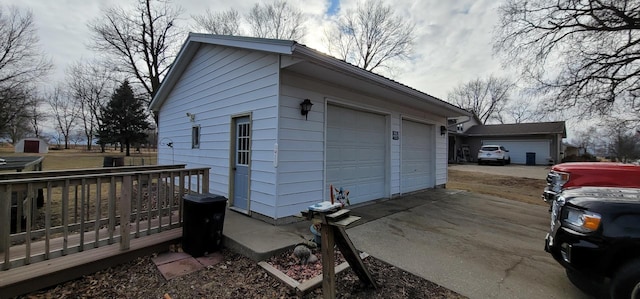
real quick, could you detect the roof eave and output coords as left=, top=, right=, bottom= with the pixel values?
left=150, top=34, right=296, bottom=111
left=291, top=45, right=469, bottom=117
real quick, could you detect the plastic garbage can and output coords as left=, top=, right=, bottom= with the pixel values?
left=526, top=152, right=536, bottom=165
left=182, top=193, right=228, bottom=257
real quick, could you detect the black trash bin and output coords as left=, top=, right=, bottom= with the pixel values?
left=103, top=156, right=114, bottom=167
left=182, top=193, right=227, bottom=257
left=526, top=152, right=536, bottom=165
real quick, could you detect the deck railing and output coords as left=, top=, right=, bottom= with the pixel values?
left=0, top=165, right=210, bottom=271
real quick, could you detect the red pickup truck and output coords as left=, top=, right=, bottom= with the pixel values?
left=542, top=162, right=640, bottom=203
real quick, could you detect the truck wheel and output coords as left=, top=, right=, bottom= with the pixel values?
left=610, top=259, right=640, bottom=299
left=566, top=269, right=605, bottom=297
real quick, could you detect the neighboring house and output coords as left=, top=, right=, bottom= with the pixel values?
left=150, top=34, right=469, bottom=223
left=14, top=138, right=49, bottom=154
left=447, top=114, right=482, bottom=163
left=562, top=143, right=587, bottom=159
left=449, top=121, right=566, bottom=165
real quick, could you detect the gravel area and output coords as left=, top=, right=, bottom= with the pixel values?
left=18, top=248, right=465, bottom=299
left=448, top=164, right=550, bottom=179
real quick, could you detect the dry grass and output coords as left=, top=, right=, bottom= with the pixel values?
left=447, top=169, right=547, bottom=206
left=0, top=145, right=157, bottom=170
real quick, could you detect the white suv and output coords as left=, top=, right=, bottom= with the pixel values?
left=477, top=145, right=511, bottom=165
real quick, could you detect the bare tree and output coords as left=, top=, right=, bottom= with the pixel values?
left=570, top=126, right=597, bottom=155
left=494, top=0, right=640, bottom=116
left=447, top=76, right=514, bottom=124
left=191, top=8, right=242, bottom=35
left=246, top=0, right=305, bottom=40
left=496, top=98, right=549, bottom=124
left=26, top=92, right=46, bottom=138
left=47, top=86, right=78, bottom=149
left=0, top=5, right=52, bottom=136
left=603, top=120, right=640, bottom=163
left=7, top=113, right=31, bottom=144
left=67, top=60, right=116, bottom=151
left=88, top=0, right=183, bottom=106
left=324, top=0, right=415, bottom=73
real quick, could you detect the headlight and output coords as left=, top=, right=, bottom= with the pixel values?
left=564, top=207, right=601, bottom=232
left=549, top=171, right=570, bottom=192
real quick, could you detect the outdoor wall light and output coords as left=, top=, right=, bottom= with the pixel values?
left=186, top=112, right=195, bottom=122
left=440, top=125, right=447, bottom=136
left=300, top=99, right=313, bottom=120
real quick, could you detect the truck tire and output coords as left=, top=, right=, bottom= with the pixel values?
left=566, top=269, right=605, bottom=298
left=610, top=258, right=640, bottom=299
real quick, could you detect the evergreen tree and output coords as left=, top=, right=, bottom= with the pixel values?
left=97, top=81, right=150, bottom=156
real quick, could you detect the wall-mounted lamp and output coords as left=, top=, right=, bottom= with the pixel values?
left=440, top=125, right=447, bottom=136
left=186, top=112, right=195, bottom=122
left=300, top=99, right=313, bottom=120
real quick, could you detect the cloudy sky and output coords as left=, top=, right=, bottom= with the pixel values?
left=4, top=0, right=512, bottom=101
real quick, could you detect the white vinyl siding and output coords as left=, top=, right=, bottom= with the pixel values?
left=156, top=44, right=279, bottom=217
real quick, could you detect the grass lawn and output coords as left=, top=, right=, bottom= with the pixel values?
left=0, top=145, right=157, bottom=171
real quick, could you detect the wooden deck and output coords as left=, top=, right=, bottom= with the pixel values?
left=0, top=165, right=210, bottom=298
left=0, top=228, right=182, bottom=298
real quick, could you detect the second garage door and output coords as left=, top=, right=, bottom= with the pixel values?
left=489, top=140, right=550, bottom=164
left=327, top=105, right=386, bottom=204
left=401, top=120, right=434, bottom=193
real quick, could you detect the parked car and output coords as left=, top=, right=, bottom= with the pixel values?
left=545, top=186, right=640, bottom=299
left=542, top=162, right=640, bottom=204
left=477, top=145, right=510, bottom=165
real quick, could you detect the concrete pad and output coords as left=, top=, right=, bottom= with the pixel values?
left=346, top=189, right=590, bottom=299
left=196, top=252, right=223, bottom=267
left=156, top=257, right=203, bottom=280
left=222, top=211, right=310, bottom=261
left=152, top=252, right=191, bottom=266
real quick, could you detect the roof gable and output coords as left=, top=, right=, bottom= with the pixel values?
left=464, top=121, right=566, bottom=137
left=150, top=33, right=469, bottom=117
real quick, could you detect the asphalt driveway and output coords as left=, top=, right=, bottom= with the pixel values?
left=346, top=189, right=592, bottom=299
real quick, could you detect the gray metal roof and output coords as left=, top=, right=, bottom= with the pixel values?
left=464, top=121, right=566, bottom=137
left=0, top=156, right=44, bottom=172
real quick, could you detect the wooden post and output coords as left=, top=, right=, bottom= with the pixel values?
left=302, top=208, right=377, bottom=298
left=320, top=216, right=336, bottom=299
left=0, top=185, right=11, bottom=269
left=120, top=175, right=132, bottom=251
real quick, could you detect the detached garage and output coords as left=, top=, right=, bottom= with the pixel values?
left=150, top=34, right=469, bottom=223
left=14, top=138, right=49, bottom=154
left=463, top=122, right=566, bottom=165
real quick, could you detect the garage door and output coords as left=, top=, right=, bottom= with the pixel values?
left=489, top=140, right=550, bottom=164
left=401, top=120, right=434, bottom=193
left=327, top=105, right=386, bottom=204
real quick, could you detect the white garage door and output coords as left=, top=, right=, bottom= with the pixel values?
left=489, top=140, right=550, bottom=164
left=327, top=105, right=386, bottom=204
left=401, top=120, right=435, bottom=193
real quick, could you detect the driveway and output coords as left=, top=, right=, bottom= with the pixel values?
left=449, top=164, right=550, bottom=179
left=346, top=189, right=591, bottom=299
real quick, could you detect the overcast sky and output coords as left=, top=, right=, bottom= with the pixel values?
left=4, top=0, right=513, bottom=102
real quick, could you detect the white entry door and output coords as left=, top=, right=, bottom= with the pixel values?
left=326, top=105, right=386, bottom=204
left=401, top=120, right=434, bottom=193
